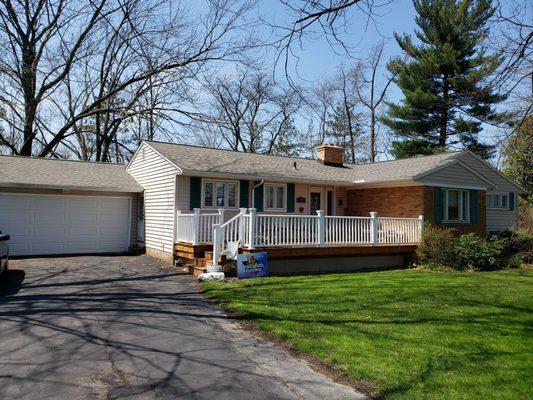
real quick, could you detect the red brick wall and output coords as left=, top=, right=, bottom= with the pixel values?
left=346, top=186, right=486, bottom=235
left=346, top=186, right=425, bottom=217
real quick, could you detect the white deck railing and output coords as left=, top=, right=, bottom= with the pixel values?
left=175, top=209, right=225, bottom=245
left=176, top=208, right=424, bottom=267
left=379, top=217, right=421, bottom=244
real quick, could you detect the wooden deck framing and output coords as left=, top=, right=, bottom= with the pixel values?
left=175, top=241, right=417, bottom=276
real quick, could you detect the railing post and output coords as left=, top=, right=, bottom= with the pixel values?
left=238, top=208, right=247, bottom=245
left=175, top=210, right=181, bottom=242
left=317, top=210, right=325, bottom=247
left=193, top=208, right=200, bottom=246
left=370, top=212, right=379, bottom=245
left=248, top=208, right=257, bottom=249
left=218, top=208, right=225, bottom=225
left=211, top=224, right=222, bottom=268
left=418, top=215, right=424, bottom=241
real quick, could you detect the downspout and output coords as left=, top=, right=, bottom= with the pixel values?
left=251, top=179, right=264, bottom=209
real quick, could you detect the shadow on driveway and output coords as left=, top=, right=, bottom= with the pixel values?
left=0, top=255, right=365, bottom=400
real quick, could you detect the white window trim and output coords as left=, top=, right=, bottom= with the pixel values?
left=264, top=183, right=287, bottom=211
left=487, top=193, right=510, bottom=210
left=201, top=178, right=239, bottom=209
left=443, top=188, right=470, bottom=224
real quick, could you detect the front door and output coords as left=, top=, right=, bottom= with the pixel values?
left=310, top=188, right=322, bottom=215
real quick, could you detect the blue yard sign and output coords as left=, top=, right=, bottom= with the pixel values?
left=237, top=252, right=269, bottom=279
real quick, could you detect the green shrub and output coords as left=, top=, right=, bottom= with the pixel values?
left=492, top=230, right=533, bottom=265
left=418, top=227, right=531, bottom=271
left=417, top=226, right=457, bottom=268
left=455, top=234, right=507, bottom=271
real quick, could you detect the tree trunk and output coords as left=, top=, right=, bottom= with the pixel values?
left=20, top=46, right=38, bottom=156
left=439, top=75, right=449, bottom=147
left=370, top=111, right=376, bottom=162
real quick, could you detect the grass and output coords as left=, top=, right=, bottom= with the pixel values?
left=202, top=268, right=533, bottom=400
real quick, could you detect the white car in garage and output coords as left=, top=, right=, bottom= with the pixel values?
left=0, top=230, right=9, bottom=276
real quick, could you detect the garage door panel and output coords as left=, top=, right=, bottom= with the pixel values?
left=0, top=193, right=130, bottom=256
left=68, top=213, right=99, bottom=223
left=9, top=243, right=30, bottom=254
left=2, top=226, right=31, bottom=237
left=0, top=197, right=32, bottom=208
left=34, top=197, right=67, bottom=209
left=99, top=226, right=128, bottom=235
left=68, top=198, right=99, bottom=208
left=34, top=213, right=67, bottom=223
left=33, top=226, right=67, bottom=237
left=31, top=242, right=65, bottom=252
left=68, top=226, right=99, bottom=235
left=100, top=198, right=128, bottom=209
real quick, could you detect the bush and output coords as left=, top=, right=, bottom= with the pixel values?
left=417, top=226, right=457, bottom=268
left=492, top=230, right=533, bottom=265
left=455, top=234, right=506, bottom=271
left=418, top=227, right=531, bottom=271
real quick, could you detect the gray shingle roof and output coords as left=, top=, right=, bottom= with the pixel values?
left=0, top=155, right=142, bottom=192
left=146, top=141, right=463, bottom=185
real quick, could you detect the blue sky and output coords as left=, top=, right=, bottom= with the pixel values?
left=256, top=0, right=417, bottom=101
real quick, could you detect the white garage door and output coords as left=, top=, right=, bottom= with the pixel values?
left=0, top=193, right=131, bottom=256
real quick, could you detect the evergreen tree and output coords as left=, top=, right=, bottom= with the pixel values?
left=383, top=0, right=507, bottom=159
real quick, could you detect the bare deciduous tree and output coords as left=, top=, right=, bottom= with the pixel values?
left=196, top=68, right=302, bottom=154
left=351, top=41, right=396, bottom=162
left=273, top=0, right=393, bottom=79
left=0, top=0, right=254, bottom=158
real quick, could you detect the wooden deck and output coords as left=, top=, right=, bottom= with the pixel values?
left=175, top=241, right=417, bottom=276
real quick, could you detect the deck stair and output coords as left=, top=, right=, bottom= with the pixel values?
left=174, top=242, right=226, bottom=277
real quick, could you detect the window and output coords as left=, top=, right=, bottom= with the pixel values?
left=487, top=194, right=509, bottom=210
left=202, top=180, right=238, bottom=208
left=265, top=184, right=286, bottom=210
left=444, top=189, right=470, bottom=223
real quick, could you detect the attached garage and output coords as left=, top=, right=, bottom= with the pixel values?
left=0, top=194, right=132, bottom=256
left=0, top=155, right=143, bottom=257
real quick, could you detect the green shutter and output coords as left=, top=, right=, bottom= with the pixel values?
left=189, top=177, right=202, bottom=210
left=509, top=192, right=515, bottom=210
left=239, top=180, right=249, bottom=208
left=434, top=187, right=443, bottom=225
left=470, top=190, right=478, bottom=224
left=254, top=181, right=263, bottom=212
left=287, top=183, right=295, bottom=213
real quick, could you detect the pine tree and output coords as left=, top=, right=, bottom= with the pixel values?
left=383, top=0, right=507, bottom=159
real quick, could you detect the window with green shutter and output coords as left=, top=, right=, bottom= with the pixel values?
left=287, top=183, right=295, bottom=213
left=239, top=180, right=249, bottom=208
left=189, top=177, right=202, bottom=210
left=253, top=181, right=264, bottom=212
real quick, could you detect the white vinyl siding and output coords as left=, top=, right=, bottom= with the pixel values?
left=457, top=153, right=520, bottom=233
left=127, top=143, right=179, bottom=254
left=175, top=175, right=190, bottom=211
left=486, top=191, right=516, bottom=232
left=419, top=162, right=489, bottom=188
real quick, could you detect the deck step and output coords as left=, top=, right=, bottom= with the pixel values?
left=184, top=264, right=207, bottom=277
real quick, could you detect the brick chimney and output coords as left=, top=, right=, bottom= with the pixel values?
left=317, top=144, right=344, bottom=167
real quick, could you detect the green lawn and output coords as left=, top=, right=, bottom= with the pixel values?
left=202, top=268, right=533, bottom=400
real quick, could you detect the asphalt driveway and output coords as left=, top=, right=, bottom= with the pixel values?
left=0, top=255, right=365, bottom=400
